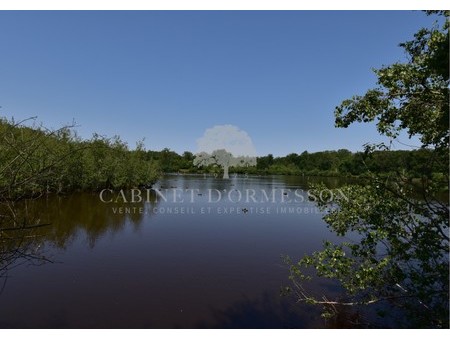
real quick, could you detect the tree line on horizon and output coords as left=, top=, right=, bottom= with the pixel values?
left=148, top=146, right=447, bottom=182
left=0, top=116, right=447, bottom=201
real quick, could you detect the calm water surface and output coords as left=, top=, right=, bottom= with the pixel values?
left=0, top=175, right=356, bottom=328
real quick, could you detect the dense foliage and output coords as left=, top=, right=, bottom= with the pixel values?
left=142, top=146, right=447, bottom=182
left=0, top=117, right=161, bottom=278
left=287, top=11, right=449, bottom=328
left=0, top=117, right=160, bottom=201
left=255, top=149, right=447, bottom=179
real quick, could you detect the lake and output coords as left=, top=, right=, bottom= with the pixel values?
left=0, top=174, right=359, bottom=328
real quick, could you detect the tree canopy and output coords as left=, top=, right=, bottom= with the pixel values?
left=287, top=11, right=449, bottom=328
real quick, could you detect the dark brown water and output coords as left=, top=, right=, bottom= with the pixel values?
left=0, top=175, right=356, bottom=328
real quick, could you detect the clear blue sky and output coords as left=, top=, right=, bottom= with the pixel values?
left=0, top=11, right=435, bottom=156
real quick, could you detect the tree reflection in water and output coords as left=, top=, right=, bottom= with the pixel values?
left=0, top=189, right=159, bottom=293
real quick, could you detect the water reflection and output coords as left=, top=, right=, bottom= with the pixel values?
left=10, top=190, right=159, bottom=249
left=0, top=174, right=357, bottom=328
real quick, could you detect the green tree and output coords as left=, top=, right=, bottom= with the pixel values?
left=287, top=11, right=449, bottom=328
left=0, top=117, right=160, bottom=282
